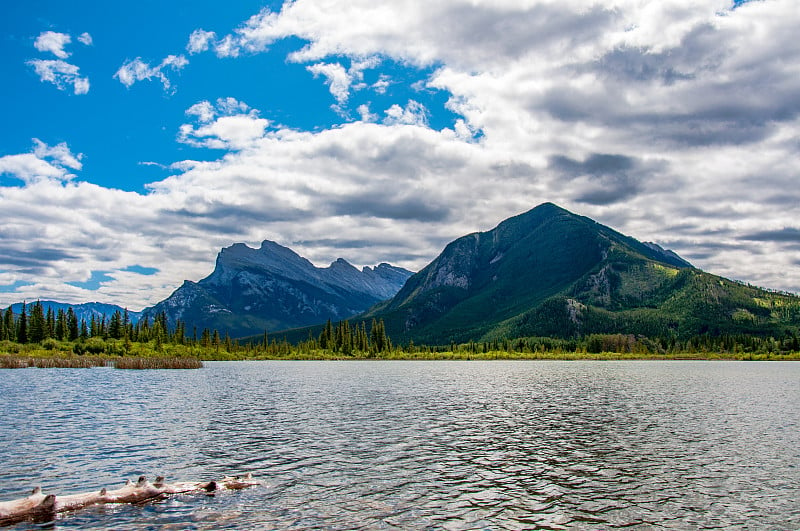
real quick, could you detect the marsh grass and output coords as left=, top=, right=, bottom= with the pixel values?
left=0, top=355, right=202, bottom=369
left=230, top=349, right=800, bottom=361
left=114, top=357, right=203, bottom=369
left=0, top=356, right=108, bottom=368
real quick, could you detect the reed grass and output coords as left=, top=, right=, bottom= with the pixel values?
left=114, top=357, right=203, bottom=369
left=0, top=355, right=203, bottom=369
left=0, top=356, right=108, bottom=368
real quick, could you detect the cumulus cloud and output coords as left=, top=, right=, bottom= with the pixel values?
left=214, top=35, right=241, bottom=58
left=372, top=74, right=390, bottom=94
left=0, top=139, right=82, bottom=184
left=307, top=62, right=351, bottom=104
left=306, top=57, right=380, bottom=109
left=28, top=31, right=92, bottom=94
left=5, top=0, right=800, bottom=309
left=27, top=59, right=90, bottom=94
left=165, top=0, right=800, bottom=295
left=383, top=100, right=429, bottom=126
left=178, top=97, right=269, bottom=149
left=357, top=103, right=378, bottom=122
left=33, top=31, right=71, bottom=58
left=187, top=29, right=216, bottom=54
left=77, top=32, right=93, bottom=46
left=114, top=55, right=188, bottom=91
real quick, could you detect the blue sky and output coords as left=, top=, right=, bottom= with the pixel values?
left=1, top=0, right=799, bottom=310
left=1, top=0, right=457, bottom=192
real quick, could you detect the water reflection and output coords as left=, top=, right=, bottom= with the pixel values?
left=1, top=361, right=798, bottom=529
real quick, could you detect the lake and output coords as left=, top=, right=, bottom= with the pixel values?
left=1, top=360, right=798, bottom=529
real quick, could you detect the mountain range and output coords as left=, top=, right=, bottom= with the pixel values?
left=9, top=203, right=800, bottom=345
left=140, top=240, right=413, bottom=338
left=355, top=202, right=800, bottom=344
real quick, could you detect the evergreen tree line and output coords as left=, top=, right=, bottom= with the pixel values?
left=0, top=302, right=397, bottom=358
left=3, top=302, right=798, bottom=358
left=0, top=302, right=184, bottom=345
left=440, top=332, right=800, bottom=356
left=315, top=318, right=391, bottom=355
left=247, top=318, right=393, bottom=358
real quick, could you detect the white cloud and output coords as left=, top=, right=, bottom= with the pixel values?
left=178, top=98, right=268, bottom=150
left=357, top=104, right=378, bottom=122
left=28, top=31, right=91, bottom=93
left=5, top=0, right=800, bottom=310
left=33, top=31, right=71, bottom=58
left=307, top=62, right=351, bottom=104
left=77, top=32, right=93, bottom=46
left=187, top=29, right=216, bottom=54
left=214, top=35, right=240, bottom=58
left=114, top=55, right=188, bottom=91
left=27, top=59, right=90, bottom=94
left=163, top=0, right=800, bottom=296
left=0, top=139, right=82, bottom=183
left=372, top=74, right=390, bottom=94
left=306, top=57, right=380, bottom=107
left=185, top=101, right=216, bottom=123
left=383, top=100, right=429, bottom=126
left=32, top=139, right=83, bottom=170
left=216, top=96, right=253, bottom=116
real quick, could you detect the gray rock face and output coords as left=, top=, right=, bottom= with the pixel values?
left=142, top=241, right=413, bottom=338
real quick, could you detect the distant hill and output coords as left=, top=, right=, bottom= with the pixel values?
left=7, top=301, right=141, bottom=325
left=141, top=240, right=413, bottom=338
left=350, top=202, right=800, bottom=344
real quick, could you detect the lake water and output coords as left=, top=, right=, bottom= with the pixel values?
left=1, top=361, right=798, bottom=529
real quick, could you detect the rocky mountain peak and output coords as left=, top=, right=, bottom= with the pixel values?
left=142, top=240, right=414, bottom=337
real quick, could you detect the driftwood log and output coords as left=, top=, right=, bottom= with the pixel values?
left=0, top=474, right=259, bottom=526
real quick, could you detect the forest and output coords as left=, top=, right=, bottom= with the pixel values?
left=1, top=301, right=799, bottom=364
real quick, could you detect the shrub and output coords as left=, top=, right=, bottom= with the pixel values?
left=41, top=338, right=60, bottom=350
left=84, top=338, right=107, bottom=355
left=0, top=340, right=21, bottom=354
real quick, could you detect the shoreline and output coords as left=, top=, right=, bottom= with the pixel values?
left=3, top=352, right=798, bottom=367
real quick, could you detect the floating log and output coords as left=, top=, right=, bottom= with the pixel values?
left=0, top=474, right=259, bottom=526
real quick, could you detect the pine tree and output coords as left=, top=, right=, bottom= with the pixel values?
left=156, top=311, right=168, bottom=334
left=319, top=319, right=333, bottom=350
left=28, top=301, right=45, bottom=343
left=0, top=307, right=11, bottom=341
left=46, top=307, right=55, bottom=338
left=7, top=307, right=16, bottom=342
left=122, top=309, right=130, bottom=338
left=90, top=315, right=99, bottom=338
left=108, top=310, right=122, bottom=339
left=55, top=309, right=67, bottom=340
left=16, top=302, right=28, bottom=344
left=138, top=317, right=151, bottom=342
left=67, top=307, right=79, bottom=341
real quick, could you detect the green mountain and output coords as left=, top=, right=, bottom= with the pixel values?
left=357, top=203, right=800, bottom=344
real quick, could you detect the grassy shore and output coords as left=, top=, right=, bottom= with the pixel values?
left=2, top=338, right=798, bottom=365
left=212, top=349, right=800, bottom=361
left=3, top=351, right=798, bottom=365
left=0, top=354, right=203, bottom=369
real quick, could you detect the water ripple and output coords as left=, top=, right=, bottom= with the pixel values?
left=0, top=361, right=799, bottom=529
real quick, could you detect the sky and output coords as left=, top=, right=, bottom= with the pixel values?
left=1, top=0, right=799, bottom=311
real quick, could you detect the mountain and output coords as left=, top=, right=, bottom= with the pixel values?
left=357, top=202, right=800, bottom=344
left=8, top=301, right=141, bottom=324
left=142, top=240, right=413, bottom=338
